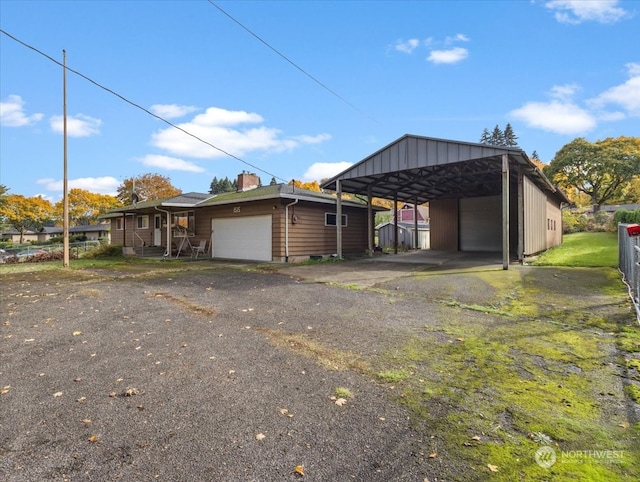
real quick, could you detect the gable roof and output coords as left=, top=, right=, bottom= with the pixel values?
left=104, top=184, right=379, bottom=216
left=322, top=134, right=569, bottom=205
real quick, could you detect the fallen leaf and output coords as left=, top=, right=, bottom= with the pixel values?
left=456, top=337, right=465, bottom=342
left=335, top=398, right=347, bottom=406
left=73, top=331, right=82, bottom=336
left=294, top=465, right=304, bottom=476
left=618, top=422, right=629, bottom=428
left=88, top=435, right=99, bottom=443
left=76, top=397, right=86, bottom=403
left=279, top=408, right=289, bottom=415
left=109, top=392, right=117, bottom=397
left=472, top=435, right=481, bottom=441
left=53, top=391, right=63, bottom=397
left=81, top=419, right=91, bottom=425
left=488, top=464, right=499, bottom=472
left=25, top=338, right=35, bottom=342
left=256, top=433, right=266, bottom=441
left=1, top=386, right=10, bottom=395
left=124, top=387, right=138, bottom=396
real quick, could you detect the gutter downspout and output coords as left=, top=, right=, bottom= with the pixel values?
left=285, top=199, right=299, bottom=263
left=155, top=206, right=172, bottom=259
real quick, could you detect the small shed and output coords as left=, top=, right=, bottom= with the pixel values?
left=377, top=221, right=430, bottom=250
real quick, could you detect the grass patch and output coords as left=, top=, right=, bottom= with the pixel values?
left=624, top=384, right=640, bottom=403
left=376, top=368, right=410, bottom=383
left=333, top=387, right=353, bottom=399
left=532, top=232, right=618, bottom=267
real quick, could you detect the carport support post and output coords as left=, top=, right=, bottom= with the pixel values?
left=393, top=192, right=398, bottom=255
left=502, top=154, right=510, bottom=270
left=336, top=180, right=343, bottom=259
left=367, top=186, right=373, bottom=255
left=414, top=197, right=419, bottom=249
left=517, top=168, right=524, bottom=262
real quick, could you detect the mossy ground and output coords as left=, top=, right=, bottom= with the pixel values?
left=369, top=266, right=639, bottom=480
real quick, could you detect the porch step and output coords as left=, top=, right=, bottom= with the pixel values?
left=133, top=246, right=166, bottom=257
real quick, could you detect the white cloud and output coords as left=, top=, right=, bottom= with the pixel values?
left=0, top=94, right=44, bottom=127
left=445, top=33, right=470, bottom=44
left=139, top=154, right=205, bottom=172
left=50, top=114, right=102, bottom=137
left=303, top=162, right=353, bottom=182
left=510, top=99, right=596, bottom=135
left=37, top=176, right=120, bottom=195
left=151, top=106, right=330, bottom=159
left=395, top=38, right=420, bottom=54
left=150, top=104, right=199, bottom=119
left=545, top=0, right=628, bottom=24
left=587, top=62, right=640, bottom=117
left=427, top=47, right=469, bottom=64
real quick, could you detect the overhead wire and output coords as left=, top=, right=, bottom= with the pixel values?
left=207, top=1, right=381, bottom=126
left=0, top=28, right=289, bottom=184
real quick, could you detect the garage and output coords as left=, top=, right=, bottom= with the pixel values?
left=459, top=196, right=502, bottom=251
left=211, top=215, right=272, bottom=262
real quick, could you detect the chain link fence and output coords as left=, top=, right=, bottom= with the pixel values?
left=618, top=223, right=640, bottom=322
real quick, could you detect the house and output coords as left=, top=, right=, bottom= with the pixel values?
left=322, top=134, right=569, bottom=269
left=103, top=173, right=378, bottom=262
left=0, top=223, right=110, bottom=244
left=377, top=203, right=430, bottom=250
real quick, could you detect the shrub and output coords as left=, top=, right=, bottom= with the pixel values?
left=84, top=244, right=123, bottom=258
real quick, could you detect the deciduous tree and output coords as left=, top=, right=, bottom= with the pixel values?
left=544, top=136, right=640, bottom=210
left=54, top=189, right=121, bottom=226
left=117, top=173, right=181, bottom=204
left=0, top=194, right=54, bottom=243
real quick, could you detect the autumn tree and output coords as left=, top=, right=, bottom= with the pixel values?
left=0, top=194, right=54, bottom=244
left=54, top=188, right=121, bottom=226
left=117, top=173, right=181, bottom=204
left=544, top=136, right=640, bottom=211
left=289, top=180, right=321, bottom=192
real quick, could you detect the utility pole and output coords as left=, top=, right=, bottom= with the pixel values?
left=63, top=49, right=69, bottom=268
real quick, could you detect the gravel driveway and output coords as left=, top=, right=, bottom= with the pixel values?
left=1, top=257, right=638, bottom=481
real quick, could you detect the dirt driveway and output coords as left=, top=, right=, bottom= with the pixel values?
left=1, top=256, right=638, bottom=481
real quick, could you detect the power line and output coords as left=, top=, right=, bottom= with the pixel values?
left=207, top=1, right=381, bottom=125
left=0, top=28, right=288, bottom=184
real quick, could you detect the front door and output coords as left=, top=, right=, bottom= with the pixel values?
left=154, top=214, right=162, bottom=246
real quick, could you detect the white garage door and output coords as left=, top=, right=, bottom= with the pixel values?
left=211, top=215, right=272, bottom=261
left=459, top=196, right=502, bottom=252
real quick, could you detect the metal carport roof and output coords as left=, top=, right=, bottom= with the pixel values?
left=321, top=134, right=568, bottom=204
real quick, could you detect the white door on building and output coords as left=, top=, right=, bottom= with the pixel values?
left=211, top=215, right=272, bottom=261
left=154, top=214, right=162, bottom=246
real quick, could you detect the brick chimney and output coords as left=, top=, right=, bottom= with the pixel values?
left=237, top=171, right=260, bottom=192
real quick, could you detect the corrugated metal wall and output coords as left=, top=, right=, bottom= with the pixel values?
left=523, top=176, right=547, bottom=255
left=430, top=198, right=458, bottom=250
left=459, top=196, right=502, bottom=252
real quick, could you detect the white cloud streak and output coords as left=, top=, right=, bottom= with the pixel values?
left=50, top=114, right=102, bottom=137
left=395, top=38, right=420, bottom=54
left=139, top=154, right=205, bottom=172
left=303, top=162, right=353, bottom=182
left=0, top=95, right=44, bottom=127
left=587, top=62, right=640, bottom=117
left=150, top=104, right=199, bottom=119
left=545, top=0, right=628, bottom=24
left=37, top=176, right=120, bottom=195
left=427, top=47, right=469, bottom=64
left=151, top=106, right=330, bottom=160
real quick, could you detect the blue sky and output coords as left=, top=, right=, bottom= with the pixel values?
left=1, top=0, right=638, bottom=201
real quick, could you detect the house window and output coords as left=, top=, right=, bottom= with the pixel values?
left=116, top=218, right=123, bottom=230
left=136, top=215, right=149, bottom=229
left=172, top=210, right=195, bottom=235
left=325, top=213, right=347, bottom=227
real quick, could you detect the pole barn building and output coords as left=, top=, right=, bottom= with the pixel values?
left=321, top=135, right=569, bottom=270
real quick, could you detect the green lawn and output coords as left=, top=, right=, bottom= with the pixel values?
left=532, top=232, right=618, bottom=267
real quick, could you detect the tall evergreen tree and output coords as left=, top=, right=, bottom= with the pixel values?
left=503, top=123, right=518, bottom=147
left=208, top=176, right=219, bottom=195
left=490, top=125, right=504, bottom=146
left=479, top=128, right=491, bottom=144
left=269, top=177, right=278, bottom=186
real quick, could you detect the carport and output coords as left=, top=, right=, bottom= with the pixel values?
left=321, top=134, right=568, bottom=270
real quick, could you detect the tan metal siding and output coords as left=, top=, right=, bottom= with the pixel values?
left=430, top=198, right=458, bottom=250
left=523, top=176, right=547, bottom=255
left=546, top=199, right=562, bottom=249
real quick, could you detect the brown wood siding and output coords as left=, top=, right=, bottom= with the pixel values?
left=277, top=201, right=369, bottom=259
left=429, top=198, right=459, bottom=250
